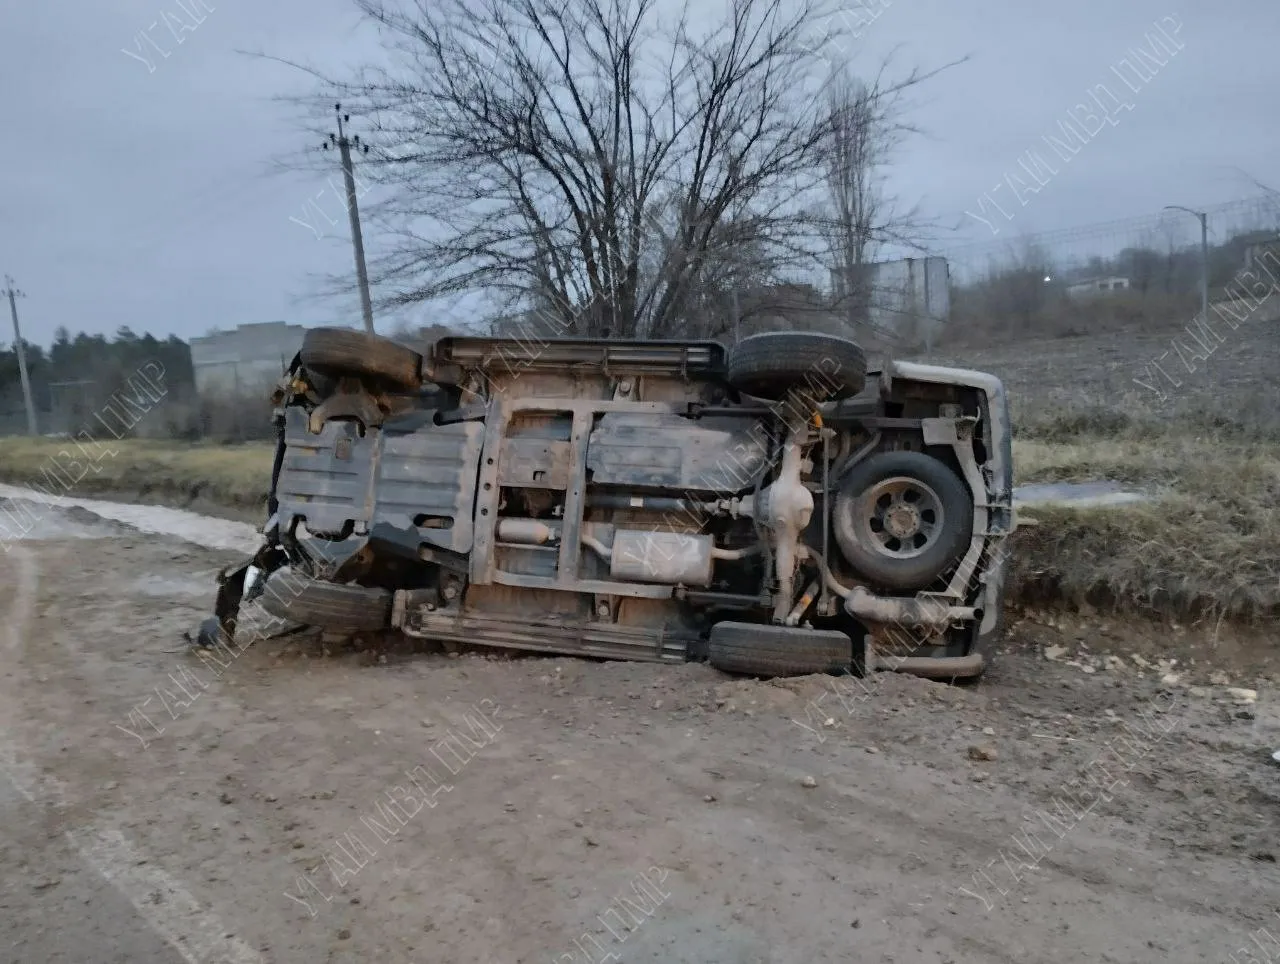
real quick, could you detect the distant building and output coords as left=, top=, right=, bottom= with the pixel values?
left=863, top=256, right=950, bottom=347
left=1244, top=239, right=1280, bottom=275
left=1066, top=276, right=1131, bottom=299
left=189, top=322, right=308, bottom=396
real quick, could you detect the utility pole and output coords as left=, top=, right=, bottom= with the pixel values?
left=323, top=103, right=374, bottom=333
left=1164, top=205, right=1209, bottom=325
left=2, top=276, right=37, bottom=436
left=923, top=257, right=933, bottom=354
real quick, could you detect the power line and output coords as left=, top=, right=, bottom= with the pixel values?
left=121, top=165, right=280, bottom=242
left=937, top=193, right=1280, bottom=262
left=118, top=175, right=285, bottom=260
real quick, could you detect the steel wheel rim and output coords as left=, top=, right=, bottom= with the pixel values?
left=853, top=476, right=945, bottom=561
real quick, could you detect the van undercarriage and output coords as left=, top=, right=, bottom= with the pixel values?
left=201, top=330, right=1015, bottom=680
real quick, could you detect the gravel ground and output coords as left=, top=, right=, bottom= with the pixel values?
left=1, top=499, right=1278, bottom=964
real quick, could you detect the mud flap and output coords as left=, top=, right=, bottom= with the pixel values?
left=206, top=545, right=288, bottom=643
left=213, top=562, right=250, bottom=640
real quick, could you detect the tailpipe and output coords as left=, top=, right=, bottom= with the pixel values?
left=844, top=586, right=977, bottom=627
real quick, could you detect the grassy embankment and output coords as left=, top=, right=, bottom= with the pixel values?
left=2, top=414, right=1276, bottom=624
left=1011, top=403, right=1279, bottom=624
left=0, top=437, right=274, bottom=509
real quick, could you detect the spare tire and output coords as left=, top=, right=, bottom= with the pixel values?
left=708, top=621, right=852, bottom=677
left=726, top=332, right=867, bottom=401
left=258, top=569, right=392, bottom=632
left=833, top=451, right=973, bottom=591
left=300, top=327, right=422, bottom=391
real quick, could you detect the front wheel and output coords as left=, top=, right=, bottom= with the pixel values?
left=258, top=569, right=392, bottom=632
left=299, top=327, right=423, bottom=392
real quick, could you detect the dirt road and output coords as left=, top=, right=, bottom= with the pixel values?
left=1, top=495, right=1278, bottom=964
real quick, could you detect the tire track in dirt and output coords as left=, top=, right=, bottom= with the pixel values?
left=0, top=527, right=265, bottom=964
left=3, top=494, right=1278, bottom=963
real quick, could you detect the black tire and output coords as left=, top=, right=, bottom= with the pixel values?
left=708, top=621, right=852, bottom=677
left=194, top=615, right=231, bottom=649
left=726, top=332, right=867, bottom=401
left=834, top=451, right=973, bottom=591
left=257, top=569, right=392, bottom=632
left=300, top=327, right=422, bottom=391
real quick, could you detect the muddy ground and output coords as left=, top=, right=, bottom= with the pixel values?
left=1, top=498, right=1278, bottom=964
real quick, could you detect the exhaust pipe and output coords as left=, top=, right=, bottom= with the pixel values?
left=844, top=586, right=977, bottom=627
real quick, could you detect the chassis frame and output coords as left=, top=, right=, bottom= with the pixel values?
left=205, top=335, right=1015, bottom=680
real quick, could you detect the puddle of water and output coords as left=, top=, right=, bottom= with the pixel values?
left=0, top=508, right=120, bottom=542
left=0, top=483, right=261, bottom=554
left=1013, top=480, right=1148, bottom=508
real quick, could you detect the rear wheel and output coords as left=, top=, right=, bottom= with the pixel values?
left=258, top=569, right=392, bottom=632
left=834, top=451, right=973, bottom=591
left=708, top=621, right=852, bottom=677
left=300, top=327, right=422, bottom=392
left=726, top=332, right=867, bottom=401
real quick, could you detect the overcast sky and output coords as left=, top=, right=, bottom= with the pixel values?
left=2, top=0, right=1277, bottom=346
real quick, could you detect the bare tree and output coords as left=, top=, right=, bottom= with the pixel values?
left=815, top=61, right=952, bottom=344
left=313, top=0, right=868, bottom=339
left=822, top=76, right=878, bottom=336
left=1120, top=227, right=1162, bottom=296
left=819, top=91, right=884, bottom=335
left=952, top=236, right=1055, bottom=337
left=1155, top=214, right=1187, bottom=295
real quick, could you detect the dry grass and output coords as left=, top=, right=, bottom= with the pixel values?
left=932, top=314, right=1280, bottom=624
left=946, top=290, right=1204, bottom=347
left=1014, top=392, right=1280, bottom=446
left=0, top=437, right=274, bottom=508
left=1010, top=430, right=1280, bottom=623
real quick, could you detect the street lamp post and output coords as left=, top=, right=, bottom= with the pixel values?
left=1164, top=204, right=1209, bottom=326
